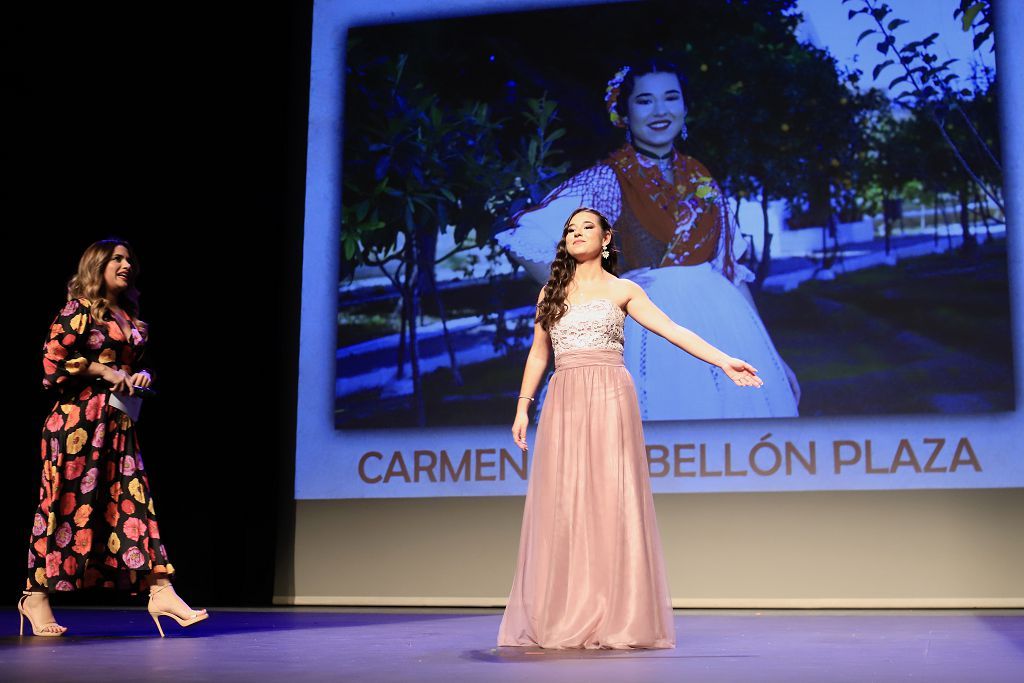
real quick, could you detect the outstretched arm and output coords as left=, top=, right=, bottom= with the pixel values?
left=623, top=281, right=763, bottom=388
left=512, top=292, right=553, bottom=449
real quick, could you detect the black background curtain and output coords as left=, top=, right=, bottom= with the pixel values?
left=2, top=1, right=312, bottom=607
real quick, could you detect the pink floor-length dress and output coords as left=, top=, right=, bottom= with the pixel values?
left=498, top=298, right=675, bottom=649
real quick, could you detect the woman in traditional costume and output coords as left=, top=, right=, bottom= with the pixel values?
left=498, top=207, right=763, bottom=649
left=497, top=59, right=798, bottom=420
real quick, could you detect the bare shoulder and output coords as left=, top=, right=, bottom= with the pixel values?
left=610, top=275, right=643, bottom=295
left=607, top=275, right=645, bottom=306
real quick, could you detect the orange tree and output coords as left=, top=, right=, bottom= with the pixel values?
left=341, top=42, right=567, bottom=426
left=680, top=0, right=866, bottom=287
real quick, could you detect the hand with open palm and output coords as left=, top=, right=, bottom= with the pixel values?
left=719, top=357, right=764, bottom=388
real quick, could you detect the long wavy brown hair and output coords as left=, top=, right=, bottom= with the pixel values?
left=67, top=239, right=147, bottom=336
left=536, top=207, right=618, bottom=331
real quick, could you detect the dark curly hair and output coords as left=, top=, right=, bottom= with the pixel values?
left=536, top=207, right=618, bottom=331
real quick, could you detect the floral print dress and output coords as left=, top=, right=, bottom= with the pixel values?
left=27, top=297, right=172, bottom=593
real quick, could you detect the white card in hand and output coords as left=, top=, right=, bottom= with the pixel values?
left=108, top=392, right=143, bottom=421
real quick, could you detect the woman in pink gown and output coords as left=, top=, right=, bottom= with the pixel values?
left=498, top=207, right=764, bottom=649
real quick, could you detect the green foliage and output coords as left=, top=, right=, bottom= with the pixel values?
left=955, top=1, right=993, bottom=52
left=340, top=38, right=571, bottom=423
left=844, top=0, right=1003, bottom=216
left=341, top=45, right=569, bottom=278
left=484, top=93, right=570, bottom=221
left=673, top=1, right=863, bottom=274
left=342, top=46, right=501, bottom=277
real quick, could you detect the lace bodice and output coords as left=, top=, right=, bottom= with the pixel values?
left=549, top=299, right=625, bottom=356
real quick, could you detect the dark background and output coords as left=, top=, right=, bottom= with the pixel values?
left=2, top=2, right=312, bottom=606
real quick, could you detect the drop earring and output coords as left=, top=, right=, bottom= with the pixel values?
left=679, top=122, right=688, bottom=141
left=602, top=245, right=610, bottom=259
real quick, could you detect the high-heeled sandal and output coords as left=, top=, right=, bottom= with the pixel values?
left=147, top=584, right=209, bottom=637
left=17, top=591, right=67, bottom=637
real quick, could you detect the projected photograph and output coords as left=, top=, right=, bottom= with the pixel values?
left=336, top=0, right=1011, bottom=429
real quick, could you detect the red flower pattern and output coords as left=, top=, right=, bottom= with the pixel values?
left=123, top=517, right=146, bottom=542
left=85, top=393, right=105, bottom=421
left=45, top=412, right=65, bottom=433
left=87, top=329, right=105, bottom=350
left=55, top=522, right=73, bottom=548
left=122, top=546, right=146, bottom=570
left=64, top=455, right=86, bottom=480
left=91, top=421, right=106, bottom=448
left=72, top=529, right=92, bottom=555
left=80, top=467, right=98, bottom=494
left=60, top=493, right=78, bottom=516
left=105, top=502, right=120, bottom=527
left=26, top=298, right=171, bottom=594
left=46, top=552, right=61, bottom=577
left=120, top=454, right=136, bottom=477
left=64, top=405, right=81, bottom=430
left=73, top=503, right=92, bottom=528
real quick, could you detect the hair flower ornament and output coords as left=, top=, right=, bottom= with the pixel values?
left=604, top=65, right=630, bottom=128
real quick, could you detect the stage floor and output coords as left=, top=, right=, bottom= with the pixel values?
left=2, top=607, right=1022, bottom=682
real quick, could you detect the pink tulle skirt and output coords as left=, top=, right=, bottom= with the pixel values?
left=498, top=349, right=675, bottom=649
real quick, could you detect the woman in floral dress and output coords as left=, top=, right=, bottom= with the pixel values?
left=497, top=59, right=799, bottom=420
left=18, top=239, right=207, bottom=637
